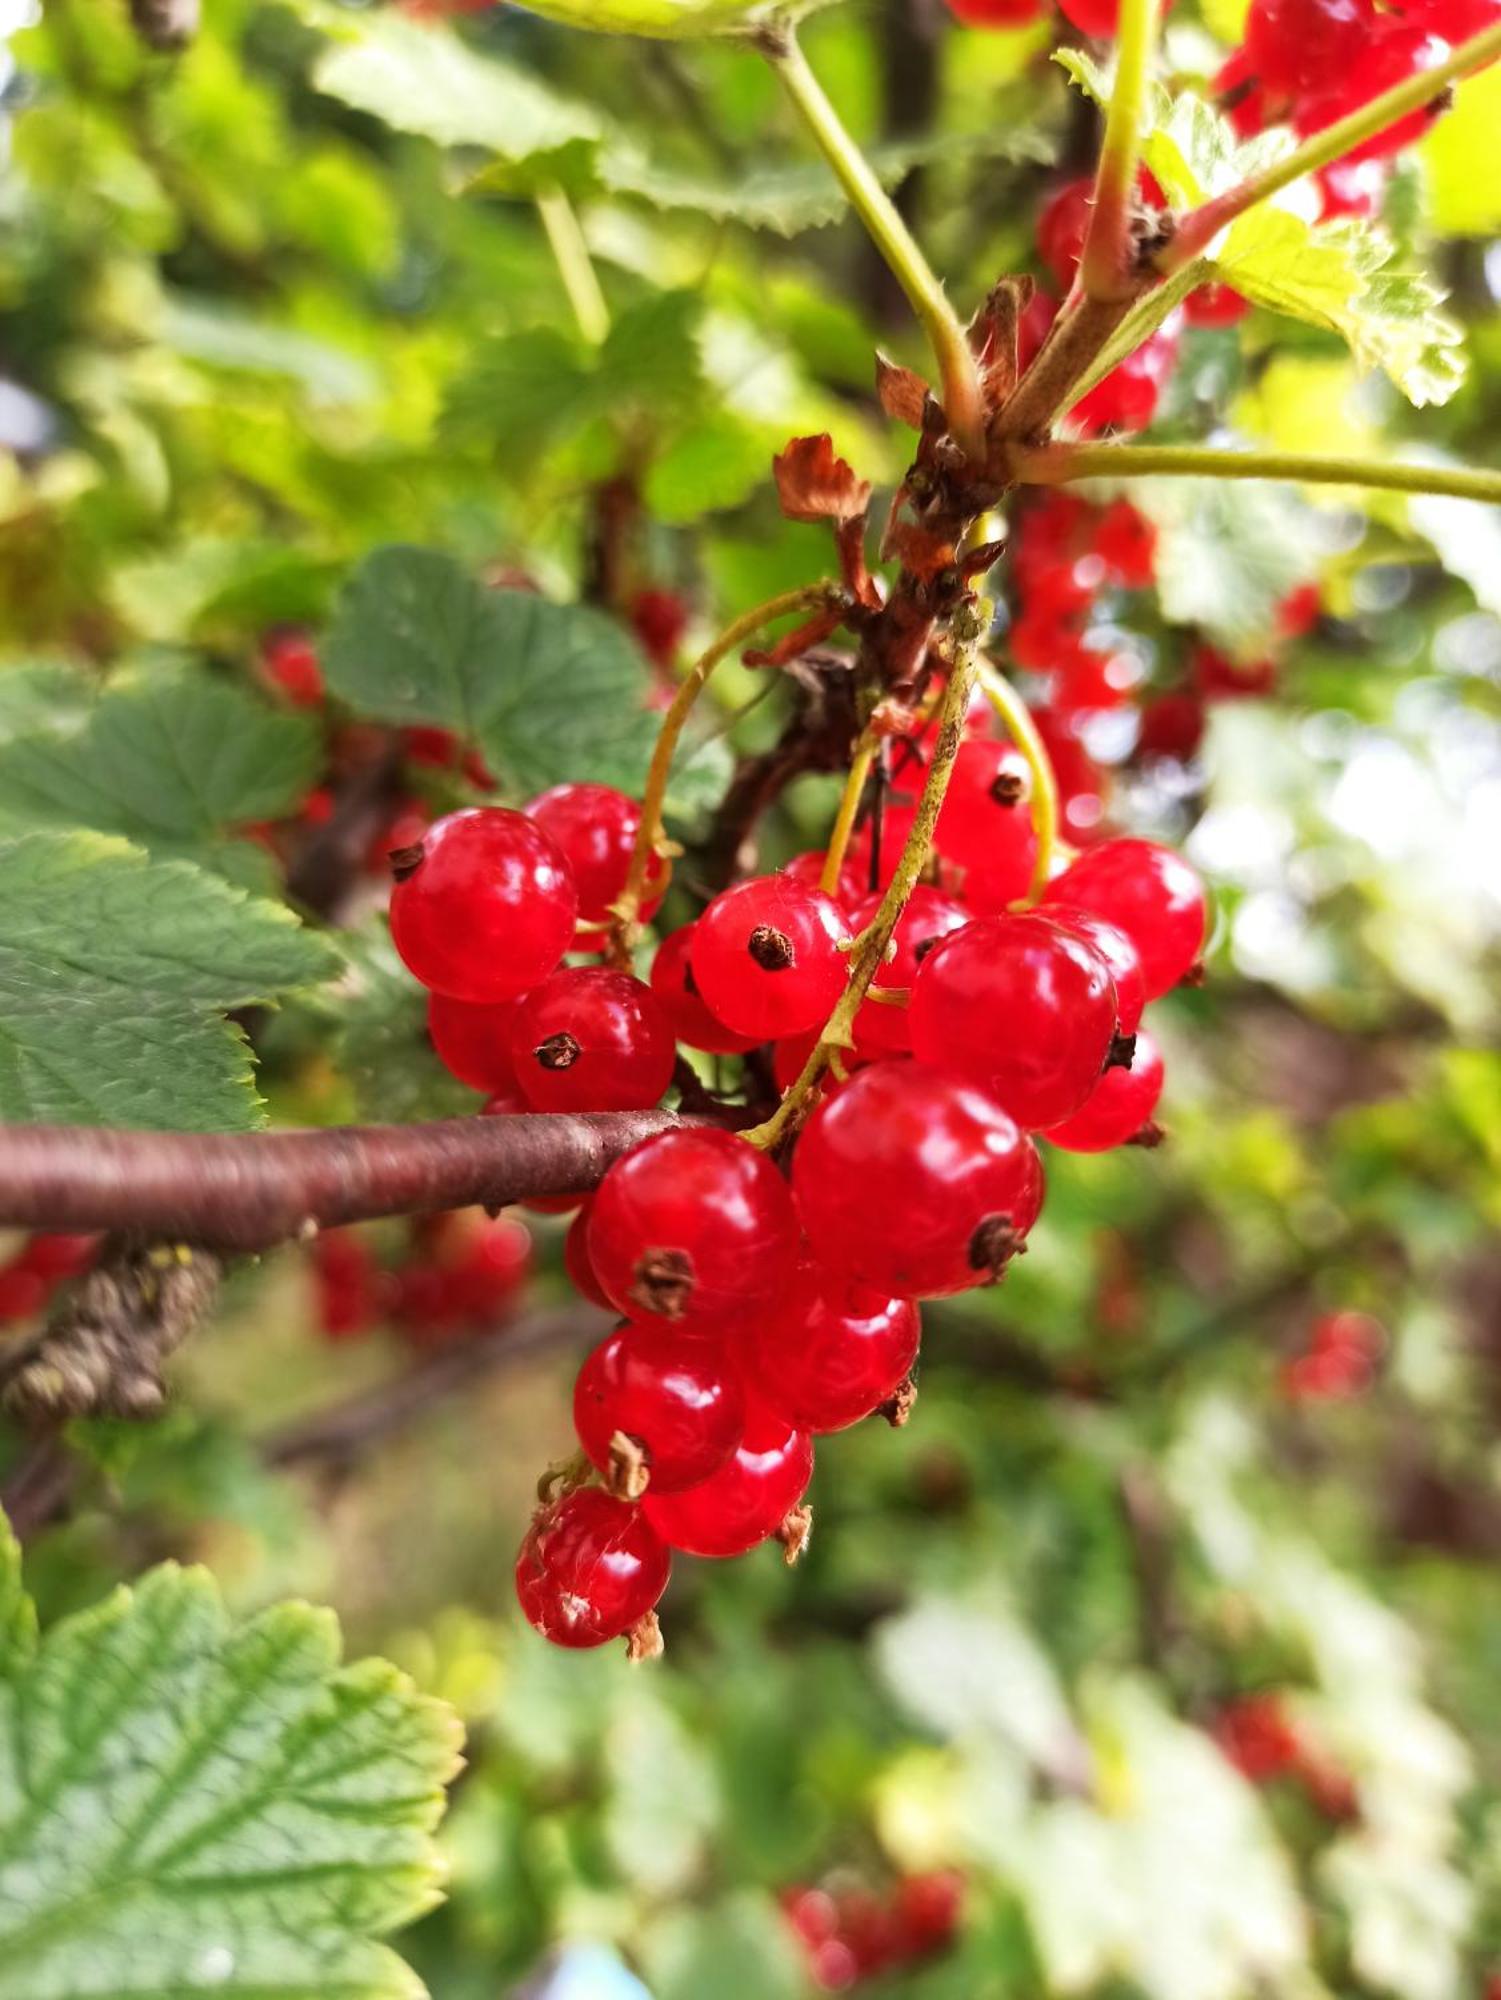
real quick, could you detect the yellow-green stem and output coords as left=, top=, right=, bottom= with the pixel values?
left=744, top=641, right=982, bottom=1152
left=535, top=185, right=609, bottom=345
left=1079, top=0, right=1162, bottom=301
left=609, top=584, right=840, bottom=965
left=758, top=29, right=986, bottom=460
left=821, top=735, right=877, bottom=896
left=976, top=658, right=1059, bottom=900
left=1010, top=441, right=1501, bottom=505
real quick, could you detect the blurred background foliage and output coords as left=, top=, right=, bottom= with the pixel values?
left=1, top=0, right=1500, bottom=1990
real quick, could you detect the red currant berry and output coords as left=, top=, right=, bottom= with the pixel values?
left=508, top=967, right=676, bottom=1113
left=1136, top=692, right=1206, bottom=764
left=792, top=1060, right=1043, bottom=1297
left=642, top=1398, right=813, bottom=1557
left=17, top=1233, right=98, bottom=1282
left=515, top=1488, right=670, bottom=1648
left=1031, top=705, right=1109, bottom=844
left=1316, top=155, right=1390, bottom=219
left=1093, top=499, right=1157, bottom=589
left=1044, top=1025, right=1164, bottom=1151
left=587, top=1127, right=799, bottom=1329
left=849, top=886, right=970, bottom=1059
left=1276, top=582, right=1322, bottom=638
left=630, top=586, right=689, bottom=668
left=740, top=1259, right=920, bottom=1433
left=563, top=1204, right=611, bottom=1309
left=1045, top=909, right=1145, bottom=1034
left=1295, top=22, right=1447, bottom=159
left=909, top=913, right=1119, bottom=1129
left=1070, top=322, right=1180, bottom=435
left=691, top=875, right=850, bottom=1041
left=1036, top=177, right=1094, bottom=290
left=1046, top=837, right=1207, bottom=997
left=934, top=740, right=1039, bottom=891
left=312, top=1229, right=382, bottom=1341
left=1057, top=0, right=1173, bottom=31
left=649, top=924, right=759, bottom=1056
left=389, top=808, right=577, bottom=1003
left=1184, top=282, right=1250, bottom=328
left=1245, top=0, right=1378, bottom=95
left=782, top=848, right=867, bottom=906
left=943, top=0, right=1046, bottom=22
left=526, top=782, right=665, bottom=943
left=574, top=1323, right=745, bottom=1494
left=0, top=1266, right=47, bottom=1322
left=259, top=629, right=324, bottom=708
left=427, top=992, right=520, bottom=1094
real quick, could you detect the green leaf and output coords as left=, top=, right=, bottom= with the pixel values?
left=0, top=1517, right=35, bottom=1681
left=0, top=665, right=322, bottom=863
left=0, top=661, right=94, bottom=747
left=507, top=0, right=795, bottom=41
left=1419, top=58, right=1501, bottom=238
left=160, top=295, right=378, bottom=406
left=1132, top=474, right=1318, bottom=649
left=329, top=923, right=480, bottom=1124
left=0, top=1559, right=461, bottom=1998
left=0, top=832, right=340, bottom=1130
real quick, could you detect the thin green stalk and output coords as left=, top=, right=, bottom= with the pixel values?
left=536, top=185, right=610, bottom=345
left=1009, top=442, right=1501, bottom=504
left=1162, top=19, right=1501, bottom=270
left=1079, top=0, right=1162, bottom=301
left=758, top=28, right=985, bottom=459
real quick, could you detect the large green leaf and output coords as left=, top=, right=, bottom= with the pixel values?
left=328, top=923, right=480, bottom=1125
left=0, top=662, right=94, bottom=747
left=0, top=832, right=340, bottom=1130
left=0, top=1521, right=461, bottom=1999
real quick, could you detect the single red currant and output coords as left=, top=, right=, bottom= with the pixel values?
left=943, top=0, right=1047, bottom=23
left=792, top=1060, right=1043, bottom=1297
left=574, top=1323, right=745, bottom=1494
left=587, top=1127, right=799, bottom=1328
left=649, top=924, right=760, bottom=1056
left=934, top=740, right=1039, bottom=893
left=1093, top=499, right=1157, bottom=590
left=1244, top=0, right=1378, bottom=96
left=1044, top=1026, right=1164, bottom=1151
left=563, top=1204, right=611, bottom=1309
left=389, top=808, right=577, bottom=1003
left=849, top=887, right=970, bottom=1058
left=1044, top=909, right=1145, bottom=1034
left=691, top=875, right=850, bottom=1041
left=1136, top=692, right=1207, bottom=764
left=1046, top=837, right=1207, bottom=997
left=508, top=967, right=676, bottom=1113
left=642, top=1398, right=813, bottom=1557
left=1036, top=177, right=1094, bottom=291
left=259, top=629, right=324, bottom=708
left=740, top=1259, right=920, bottom=1433
left=311, top=1230, right=383, bottom=1341
left=427, top=992, right=520, bottom=1094
left=526, top=782, right=665, bottom=942
left=909, top=914, right=1120, bottom=1129
left=782, top=848, right=868, bottom=906
left=1184, top=282, right=1251, bottom=328
left=515, top=1488, right=670, bottom=1648
left=1057, top=0, right=1174, bottom=32
left=1070, top=322, right=1180, bottom=435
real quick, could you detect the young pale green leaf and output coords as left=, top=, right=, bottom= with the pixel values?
left=1132, top=475, right=1318, bottom=649
left=0, top=1557, right=461, bottom=2000
left=0, top=832, right=340, bottom=1130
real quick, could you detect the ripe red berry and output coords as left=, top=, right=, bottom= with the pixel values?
left=389, top=808, right=577, bottom=1003
left=1044, top=910, right=1145, bottom=1034
left=943, top=0, right=1046, bottom=23
left=574, top=1323, right=745, bottom=1494
left=1057, top=0, right=1173, bottom=31
left=1036, top=177, right=1094, bottom=291
left=1137, top=692, right=1207, bottom=763
left=1093, top=499, right=1157, bottom=589
left=526, top=782, right=665, bottom=942
left=740, top=1260, right=920, bottom=1433
left=587, top=1127, right=799, bottom=1329
left=259, top=629, right=324, bottom=708
left=1046, top=837, right=1207, bottom=997
left=1184, top=282, right=1250, bottom=328
left=563, top=1204, right=611, bottom=1309
left=849, top=887, right=970, bottom=1059
left=649, top=924, right=759, bottom=1056
left=508, top=967, right=676, bottom=1113
left=515, top=1488, right=670, bottom=1648
left=16, top=1233, right=98, bottom=1282
left=642, top=1398, right=813, bottom=1557
left=934, top=740, right=1039, bottom=894
left=1295, top=21, right=1447, bottom=158
left=1031, top=705, right=1110, bottom=845
left=691, top=875, right=850, bottom=1041
left=630, top=586, right=689, bottom=667
left=793, top=1060, right=1043, bottom=1297
left=1045, top=1025, right=1164, bottom=1151
left=1070, top=322, right=1180, bottom=435
left=782, top=848, right=867, bottom=906
left=312, top=1229, right=383, bottom=1341
left=909, top=913, right=1119, bottom=1129
left=426, top=992, right=519, bottom=1094
left=1245, top=0, right=1378, bottom=96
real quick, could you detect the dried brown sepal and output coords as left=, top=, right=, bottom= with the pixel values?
left=968, top=1212, right=1024, bottom=1283
left=875, top=353, right=931, bottom=429
left=388, top=841, right=425, bottom=882
left=970, top=275, right=1035, bottom=407
left=990, top=771, right=1026, bottom=807
left=1126, top=1120, right=1166, bottom=1149
left=606, top=1428, right=650, bottom=1501
left=535, top=1032, right=582, bottom=1071
left=880, top=1375, right=918, bottom=1428
left=748, top=924, right=796, bottom=971
left=773, top=434, right=872, bottom=525
left=630, top=1247, right=695, bottom=1319
left=1180, top=960, right=1207, bottom=988
left=886, top=521, right=956, bottom=581
left=776, top=1502, right=814, bottom=1565
left=625, top=1609, right=665, bottom=1663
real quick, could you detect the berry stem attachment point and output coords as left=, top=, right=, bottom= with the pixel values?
left=975, top=657, right=1059, bottom=900
left=1078, top=0, right=1162, bottom=302
left=1009, top=442, right=1501, bottom=506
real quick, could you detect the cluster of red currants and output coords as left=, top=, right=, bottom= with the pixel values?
left=1278, top=1308, right=1385, bottom=1402
left=1213, top=1693, right=1358, bottom=1821
left=383, top=716, right=1205, bottom=1650
left=0, top=1232, right=98, bottom=1324
left=781, top=1871, right=966, bottom=1991
left=312, top=1211, right=533, bottom=1346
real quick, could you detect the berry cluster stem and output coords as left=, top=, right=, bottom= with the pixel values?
left=535, top=185, right=610, bottom=346
left=744, top=636, right=982, bottom=1152
left=976, top=658, right=1059, bottom=898
left=1010, top=441, right=1501, bottom=504
left=1078, top=0, right=1162, bottom=302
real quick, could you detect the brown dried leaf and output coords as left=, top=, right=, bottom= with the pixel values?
left=875, top=353, right=931, bottom=429
left=886, top=521, right=956, bottom=580
left=773, top=434, right=872, bottom=524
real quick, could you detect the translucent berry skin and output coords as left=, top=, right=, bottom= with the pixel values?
left=1036, top=177, right=1093, bottom=291
left=526, top=782, right=665, bottom=942
left=1044, top=910, right=1145, bottom=1034
left=642, top=1399, right=813, bottom=1557
left=507, top=967, right=676, bottom=1113
left=939, top=741, right=1039, bottom=905
left=563, top=1204, right=611, bottom=1309
left=909, top=914, right=1118, bottom=1130
left=649, top=924, right=759, bottom=1056
left=793, top=1060, right=1043, bottom=1298
left=1045, top=1027, right=1165, bottom=1152
left=691, top=875, right=850, bottom=1041
left=944, top=0, right=1047, bottom=22
left=574, top=1323, right=745, bottom=1493
left=426, top=992, right=520, bottom=1094
left=514, top=1488, right=670, bottom=1648
left=1046, top=837, right=1207, bottom=998
left=587, top=1127, right=800, bottom=1330
left=849, top=887, right=969, bottom=1059
left=389, top=808, right=577, bottom=1003
left=741, top=1261, right=920, bottom=1433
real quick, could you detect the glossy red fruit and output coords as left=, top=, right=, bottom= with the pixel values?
left=389, top=808, right=577, bottom=1003
left=508, top=967, right=676, bottom=1113
left=1031, top=705, right=1109, bottom=844
left=909, top=913, right=1119, bottom=1129
left=782, top=848, right=868, bottom=906
left=1036, top=176, right=1093, bottom=291
left=1245, top=0, right=1378, bottom=96
left=1057, top=0, right=1173, bottom=31
left=943, top=0, right=1047, bottom=23
left=793, top=1060, right=1043, bottom=1297
left=630, top=586, right=689, bottom=668
left=740, top=1260, right=920, bottom=1433
left=526, top=782, right=665, bottom=943
left=1046, top=837, right=1207, bottom=997
left=649, top=924, right=759, bottom=1056
left=1137, top=692, right=1207, bottom=763
left=642, top=1398, right=813, bottom=1557
left=515, top=1488, right=670, bottom=1648
left=563, top=1204, right=611, bottom=1309
left=259, top=629, right=324, bottom=708
left=1045, top=1026, right=1164, bottom=1151
left=1070, top=322, right=1180, bottom=435
left=427, top=992, right=520, bottom=1094
left=1045, top=910, right=1145, bottom=1034
left=1184, top=282, right=1250, bottom=328
left=934, top=739, right=1039, bottom=888
left=574, top=1323, right=745, bottom=1493
left=850, top=886, right=970, bottom=1058
left=1193, top=644, right=1277, bottom=699
left=1295, top=22, right=1447, bottom=159
left=587, top=1127, right=799, bottom=1329
left=691, top=875, right=850, bottom=1041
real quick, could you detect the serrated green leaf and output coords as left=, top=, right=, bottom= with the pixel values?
left=0, top=1559, right=461, bottom=1999
left=330, top=923, right=480, bottom=1124
left=0, top=832, right=340, bottom=1130
left=0, top=662, right=93, bottom=747
left=0, top=1518, right=35, bottom=1681
left=1132, top=475, right=1317, bottom=649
